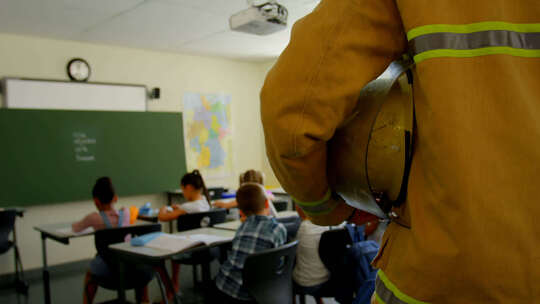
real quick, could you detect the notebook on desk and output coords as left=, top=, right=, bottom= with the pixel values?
left=142, top=233, right=233, bottom=253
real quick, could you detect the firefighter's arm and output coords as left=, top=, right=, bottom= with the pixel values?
left=260, top=0, right=406, bottom=225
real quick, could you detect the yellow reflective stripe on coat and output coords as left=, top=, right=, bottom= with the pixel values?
left=408, top=22, right=540, bottom=63
left=292, top=189, right=337, bottom=216
left=375, top=270, right=430, bottom=304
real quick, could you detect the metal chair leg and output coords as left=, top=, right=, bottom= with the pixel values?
left=117, top=261, right=127, bottom=304
left=155, top=269, right=169, bottom=304
left=134, top=287, right=145, bottom=304
left=192, top=265, right=198, bottom=286
left=201, top=263, right=211, bottom=283
left=12, top=226, right=28, bottom=295
left=161, top=266, right=182, bottom=304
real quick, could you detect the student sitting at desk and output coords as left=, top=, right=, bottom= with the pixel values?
left=213, top=183, right=287, bottom=303
left=213, top=169, right=277, bottom=219
left=72, top=177, right=147, bottom=304
left=157, top=170, right=211, bottom=300
left=293, top=206, right=335, bottom=302
left=72, top=177, right=130, bottom=233
left=158, top=170, right=211, bottom=221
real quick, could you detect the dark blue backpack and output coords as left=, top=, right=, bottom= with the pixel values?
left=345, top=224, right=380, bottom=304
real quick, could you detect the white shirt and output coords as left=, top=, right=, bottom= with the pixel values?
left=179, top=198, right=210, bottom=214
left=292, top=220, right=331, bottom=287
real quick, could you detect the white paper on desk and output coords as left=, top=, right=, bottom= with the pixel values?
left=188, top=234, right=233, bottom=245
left=144, top=234, right=202, bottom=252
left=57, top=226, right=94, bottom=236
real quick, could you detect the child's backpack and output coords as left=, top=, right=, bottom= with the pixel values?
left=344, top=224, right=380, bottom=304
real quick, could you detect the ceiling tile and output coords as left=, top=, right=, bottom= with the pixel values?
left=0, top=0, right=144, bottom=39
left=154, top=0, right=248, bottom=16
left=179, top=29, right=292, bottom=59
left=80, top=1, right=227, bottom=50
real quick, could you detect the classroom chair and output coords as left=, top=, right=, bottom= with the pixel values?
left=272, top=200, right=289, bottom=212
left=174, top=208, right=228, bottom=285
left=89, top=223, right=162, bottom=304
left=293, top=227, right=352, bottom=304
left=243, top=240, right=299, bottom=304
left=175, top=208, right=227, bottom=231
left=276, top=216, right=302, bottom=242
left=0, top=210, right=29, bottom=294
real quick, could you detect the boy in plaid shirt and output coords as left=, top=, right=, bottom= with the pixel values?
left=214, top=183, right=287, bottom=303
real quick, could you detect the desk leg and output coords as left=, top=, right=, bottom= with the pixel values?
left=160, top=262, right=182, bottom=304
left=41, top=235, right=51, bottom=304
left=117, top=260, right=127, bottom=304
left=167, top=193, right=174, bottom=233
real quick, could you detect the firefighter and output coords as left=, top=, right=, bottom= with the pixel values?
left=260, top=0, right=540, bottom=303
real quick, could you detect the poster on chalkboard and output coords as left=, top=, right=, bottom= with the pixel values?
left=183, top=92, right=233, bottom=179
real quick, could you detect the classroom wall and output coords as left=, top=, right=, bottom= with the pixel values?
left=0, top=33, right=275, bottom=274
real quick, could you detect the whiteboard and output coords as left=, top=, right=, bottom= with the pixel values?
left=2, top=78, right=146, bottom=111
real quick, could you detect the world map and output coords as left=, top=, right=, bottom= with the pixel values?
left=183, top=93, right=233, bottom=178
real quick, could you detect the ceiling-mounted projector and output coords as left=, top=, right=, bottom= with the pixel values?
left=230, top=1, right=288, bottom=35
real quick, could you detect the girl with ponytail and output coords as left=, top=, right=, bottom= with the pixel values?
left=158, top=169, right=211, bottom=221
left=157, top=169, right=211, bottom=299
left=181, top=169, right=211, bottom=207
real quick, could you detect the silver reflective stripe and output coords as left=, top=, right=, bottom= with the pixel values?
left=411, top=31, right=540, bottom=55
left=375, top=275, right=408, bottom=304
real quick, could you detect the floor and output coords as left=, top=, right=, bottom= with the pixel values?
left=0, top=261, right=337, bottom=304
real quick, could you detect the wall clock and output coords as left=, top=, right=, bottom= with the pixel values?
left=67, top=58, right=91, bottom=82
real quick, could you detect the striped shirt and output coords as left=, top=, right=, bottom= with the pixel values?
left=216, top=215, right=287, bottom=300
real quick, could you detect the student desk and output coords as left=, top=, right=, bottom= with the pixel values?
left=165, top=189, right=184, bottom=232
left=166, top=189, right=184, bottom=206
left=213, top=220, right=242, bottom=231
left=34, top=221, right=153, bottom=304
left=34, top=222, right=96, bottom=304
left=109, top=227, right=235, bottom=304
left=277, top=210, right=299, bottom=218
left=270, top=188, right=287, bottom=195
left=213, top=211, right=299, bottom=231
left=269, top=188, right=293, bottom=210
left=137, top=213, right=159, bottom=223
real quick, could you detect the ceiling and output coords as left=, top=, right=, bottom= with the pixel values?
left=0, top=0, right=321, bottom=61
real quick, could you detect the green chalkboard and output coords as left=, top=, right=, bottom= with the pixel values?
left=0, top=109, right=186, bottom=206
